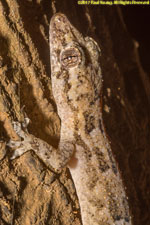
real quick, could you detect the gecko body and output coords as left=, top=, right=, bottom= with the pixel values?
left=8, top=13, right=132, bottom=225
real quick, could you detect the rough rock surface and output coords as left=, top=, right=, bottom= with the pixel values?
left=0, top=1, right=150, bottom=225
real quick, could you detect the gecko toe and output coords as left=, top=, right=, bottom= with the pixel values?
left=7, top=140, right=22, bottom=148
left=22, top=117, right=30, bottom=129
left=10, top=147, right=28, bottom=160
left=12, top=121, right=22, bottom=133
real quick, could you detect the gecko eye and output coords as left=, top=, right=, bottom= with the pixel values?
left=60, top=47, right=82, bottom=68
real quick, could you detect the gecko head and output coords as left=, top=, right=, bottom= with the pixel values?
left=49, top=13, right=102, bottom=105
left=50, top=13, right=101, bottom=72
left=49, top=13, right=86, bottom=71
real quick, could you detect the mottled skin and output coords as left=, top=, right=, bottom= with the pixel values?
left=8, top=14, right=132, bottom=225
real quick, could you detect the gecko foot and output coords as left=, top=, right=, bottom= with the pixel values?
left=7, top=120, right=34, bottom=160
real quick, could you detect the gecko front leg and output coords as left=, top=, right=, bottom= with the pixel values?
left=8, top=119, right=75, bottom=172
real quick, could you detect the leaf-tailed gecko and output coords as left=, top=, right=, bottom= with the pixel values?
left=8, top=13, right=132, bottom=225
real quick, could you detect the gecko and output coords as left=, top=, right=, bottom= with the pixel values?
left=8, top=13, right=132, bottom=225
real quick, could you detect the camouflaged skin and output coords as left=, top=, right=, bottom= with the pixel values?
left=8, top=13, right=132, bottom=225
